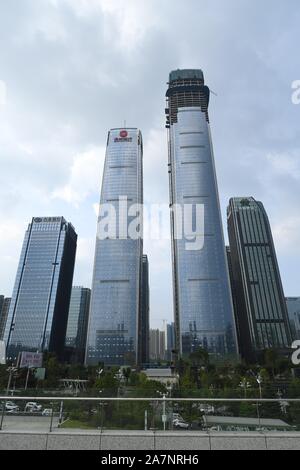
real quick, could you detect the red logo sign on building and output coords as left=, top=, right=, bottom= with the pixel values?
left=120, top=130, right=128, bottom=138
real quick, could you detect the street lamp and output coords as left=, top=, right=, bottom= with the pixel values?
left=239, top=378, right=251, bottom=398
left=157, top=390, right=168, bottom=431
left=6, top=366, right=18, bottom=396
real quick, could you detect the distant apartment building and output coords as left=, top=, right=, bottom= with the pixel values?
left=149, top=329, right=166, bottom=361
left=4, top=217, right=77, bottom=361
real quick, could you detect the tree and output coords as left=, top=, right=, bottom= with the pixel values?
left=122, top=367, right=132, bottom=385
left=189, top=348, right=209, bottom=368
left=264, top=349, right=279, bottom=377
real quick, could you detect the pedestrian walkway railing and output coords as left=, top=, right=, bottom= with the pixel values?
left=1, top=396, right=300, bottom=433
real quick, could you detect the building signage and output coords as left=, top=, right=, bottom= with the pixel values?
left=18, top=351, right=43, bottom=369
left=114, top=130, right=132, bottom=143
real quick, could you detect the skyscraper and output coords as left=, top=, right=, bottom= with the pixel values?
left=286, top=297, right=300, bottom=341
left=4, top=217, right=77, bottom=361
left=140, top=255, right=150, bottom=365
left=0, top=296, right=4, bottom=338
left=86, top=128, right=143, bottom=366
left=0, top=296, right=4, bottom=319
left=149, top=329, right=166, bottom=361
left=166, top=322, right=176, bottom=361
left=166, top=69, right=237, bottom=358
left=227, top=197, right=292, bottom=361
left=0, top=298, right=11, bottom=341
left=65, top=286, right=91, bottom=364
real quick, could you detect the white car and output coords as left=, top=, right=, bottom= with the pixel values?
left=42, top=408, right=53, bottom=416
left=5, top=401, right=20, bottom=413
left=25, top=402, right=42, bottom=412
left=172, top=413, right=184, bottom=421
left=173, top=419, right=189, bottom=429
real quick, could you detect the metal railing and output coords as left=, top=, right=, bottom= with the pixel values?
left=1, top=396, right=300, bottom=433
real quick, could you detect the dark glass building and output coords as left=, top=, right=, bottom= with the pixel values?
left=0, top=296, right=4, bottom=337
left=86, top=129, right=143, bottom=366
left=65, top=286, right=91, bottom=363
left=0, top=298, right=11, bottom=341
left=166, top=322, right=176, bottom=361
left=139, top=255, right=150, bottom=365
left=4, top=217, right=77, bottom=361
left=166, top=69, right=237, bottom=358
left=227, top=197, right=292, bottom=362
left=286, top=297, right=300, bottom=340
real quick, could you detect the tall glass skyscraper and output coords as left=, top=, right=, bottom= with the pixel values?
left=166, top=69, right=237, bottom=357
left=227, top=197, right=292, bottom=361
left=65, top=286, right=91, bottom=363
left=85, top=128, right=143, bottom=366
left=0, top=298, right=11, bottom=341
left=286, top=298, right=300, bottom=341
left=140, top=254, right=150, bottom=365
left=4, top=217, right=77, bottom=361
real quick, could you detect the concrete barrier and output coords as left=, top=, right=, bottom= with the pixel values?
left=0, top=430, right=299, bottom=450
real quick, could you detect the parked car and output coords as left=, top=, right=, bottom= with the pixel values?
left=25, top=402, right=42, bottom=412
left=173, top=419, right=189, bottom=429
left=172, top=413, right=184, bottom=421
left=4, top=401, right=20, bottom=413
left=42, top=408, right=53, bottom=416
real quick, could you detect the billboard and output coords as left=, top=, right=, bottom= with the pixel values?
left=18, top=351, right=43, bottom=369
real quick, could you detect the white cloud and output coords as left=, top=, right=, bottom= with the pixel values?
left=266, top=152, right=300, bottom=180
left=76, top=236, right=95, bottom=262
left=52, top=146, right=105, bottom=207
left=273, top=216, right=300, bottom=255
left=62, top=0, right=163, bottom=50
left=0, top=221, right=24, bottom=296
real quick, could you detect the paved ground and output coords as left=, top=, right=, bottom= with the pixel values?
left=1, top=415, right=60, bottom=432
left=1, top=429, right=300, bottom=450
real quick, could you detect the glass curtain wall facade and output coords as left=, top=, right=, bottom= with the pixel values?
left=286, top=297, right=300, bottom=341
left=166, top=69, right=237, bottom=358
left=65, top=286, right=91, bottom=363
left=4, top=217, right=77, bottom=361
left=227, top=198, right=292, bottom=361
left=140, top=254, right=150, bottom=365
left=0, top=298, right=11, bottom=341
left=86, top=128, right=143, bottom=366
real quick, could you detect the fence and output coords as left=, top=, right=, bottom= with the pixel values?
left=1, top=396, right=300, bottom=433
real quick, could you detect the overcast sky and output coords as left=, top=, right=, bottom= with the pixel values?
left=0, top=0, right=300, bottom=329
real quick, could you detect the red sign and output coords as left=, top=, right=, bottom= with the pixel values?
left=120, top=130, right=128, bottom=138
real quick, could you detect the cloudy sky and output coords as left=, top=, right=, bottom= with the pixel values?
left=0, top=0, right=300, bottom=329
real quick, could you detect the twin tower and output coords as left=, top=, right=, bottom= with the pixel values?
left=85, top=69, right=238, bottom=366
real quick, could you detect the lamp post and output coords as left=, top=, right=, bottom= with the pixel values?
left=239, top=378, right=251, bottom=398
left=247, top=370, right=263, bottom=431
left=157, top=390, right=168, bottom=431
left=6, top=366, right=18, bottom=396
